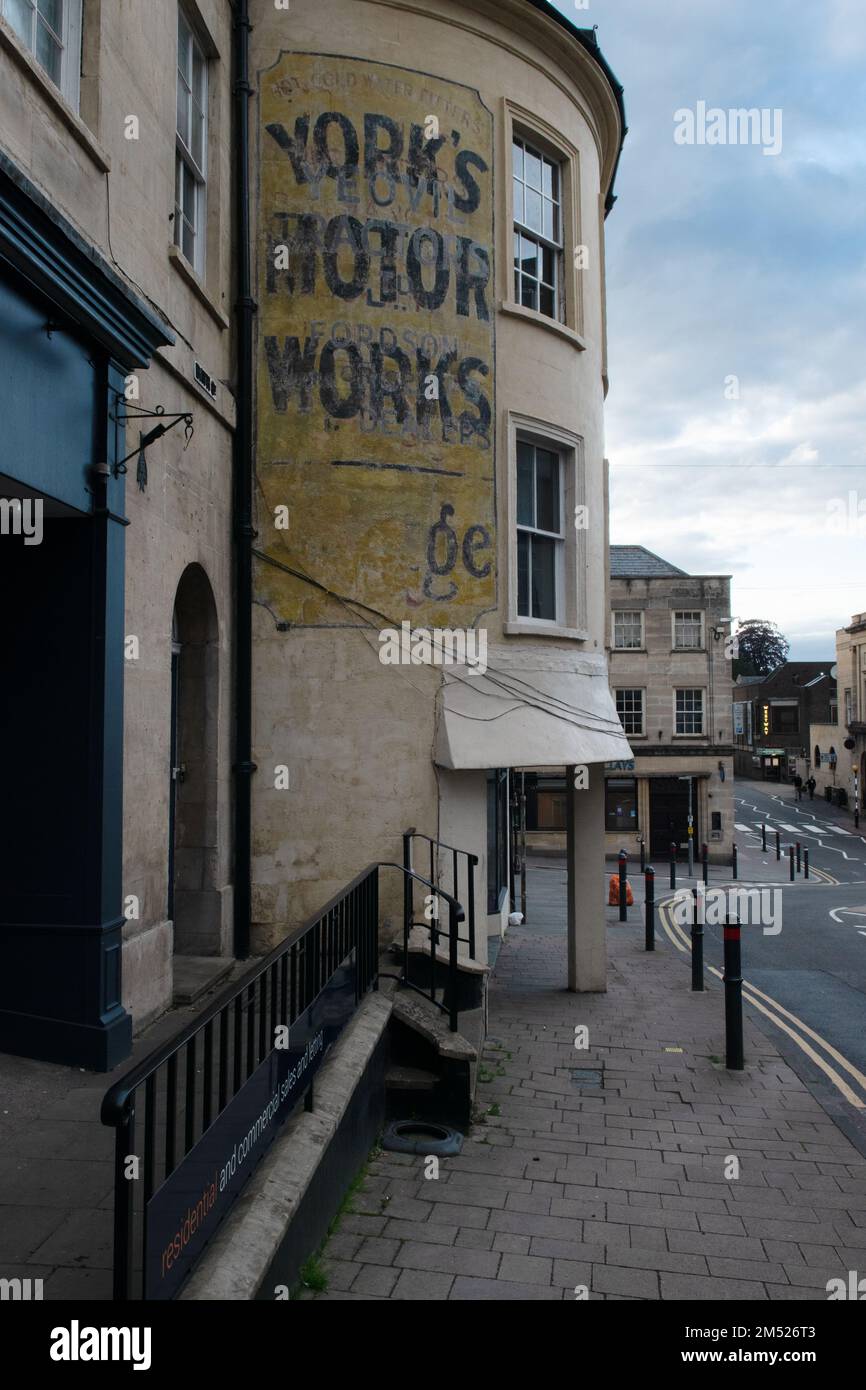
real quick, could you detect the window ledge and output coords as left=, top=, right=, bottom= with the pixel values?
left=499, top=299, right=586, bottom=350
left=168, top=245, right=230, bottom=329
left=612, top=647, right=647, bottom=654
left=505, top=620, right=588, bottom=641
left=0, top=17, right=110, bottom=173
left=671, top=647, right=706, bottom=654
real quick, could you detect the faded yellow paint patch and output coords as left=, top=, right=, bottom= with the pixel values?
left=256, top=52, right=496, bottom=630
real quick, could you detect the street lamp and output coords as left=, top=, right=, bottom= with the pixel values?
left=678, top=775, right=694, bottom=876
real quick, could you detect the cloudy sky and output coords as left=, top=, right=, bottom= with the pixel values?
left=552, top=0, right=866, bottom=659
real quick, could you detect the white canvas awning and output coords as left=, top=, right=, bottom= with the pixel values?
left=434, top=646, right=633, bottom=770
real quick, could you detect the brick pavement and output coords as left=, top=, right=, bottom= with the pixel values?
left=310, top=875, right=866, bottom=1301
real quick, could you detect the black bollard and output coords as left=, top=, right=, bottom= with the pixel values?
left=796, top=841, right=801, bottom=873
left=640, top=838, right=646, bottom=873
left=789, top=846, right=795, bottom=882
left=691, top=887, right=704, bottom=992
left=701, top=842, right=709, bottom=886
left=618, top=850, right=628, bottom=922
left=775, top=829, right=781, bottom=861
left=670, top=842, right=677, bottom=890
left=732, top=843, right=738, bottom=881
left=723, top=916, right=744, bottom=1070
left=804, top=848, right=810, bottom=880
left=761, top=823, right=767, bottom=853
left=645, top=867, right=655, bottom=951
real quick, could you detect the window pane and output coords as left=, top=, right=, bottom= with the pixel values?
left=525, top=148, right=542, bottom=191
left=178, top=12, right=191, bottom=80
left=190, top=107, right=204, bottom=168
left=35, top=19, right=61, bottom=82
left=535, top=449, right=559, bottom=532
left=524, top=187, right=542, bottom=233
left=539, top=284, right=554, bottom=319
left=520, top=276, right=537, bottom=311
left=182, top=217, right=195, bottom=265
left=512, top=177, right=523, bottom=225
left=6, top=0, right=33, bottom=45
left=193, top=46, right=206, bottom=107
left=519, top=234, right=538, bottom=281
left=517, top=445, right=534, bottom=526
left=542, top=159, right=553, bottom=197
left=182, top=161, right=197, bottom=221
left=177, top=81, right=189, bottom=145
left=37, top=0, right=60, bottom=35
left=542, top=245, right=555, bottom=286
left=512, top=138, right=523, bottom=178
left=531, top=535, right=556, bottom=620
left=542, top=198, right=554, bottom=241
left=517, top=531, right=530, bottom=617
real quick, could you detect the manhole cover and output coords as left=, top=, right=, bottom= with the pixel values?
left=571, top=1068, right=603, bottom=1088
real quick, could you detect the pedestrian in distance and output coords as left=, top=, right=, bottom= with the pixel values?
left=807, top=776, right=816, bottom=800
left=794, top=774, right=803, bottom=801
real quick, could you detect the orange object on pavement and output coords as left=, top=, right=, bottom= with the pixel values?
left=608, top=874, right=633, bottom=906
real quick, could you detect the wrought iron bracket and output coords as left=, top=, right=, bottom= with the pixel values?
left=109, top=404, right=195, bottom=490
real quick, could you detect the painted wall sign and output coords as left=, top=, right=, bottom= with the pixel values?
left=145, top=953, right=356, bottom=1300
left=257, top=53, right=495, bottom=628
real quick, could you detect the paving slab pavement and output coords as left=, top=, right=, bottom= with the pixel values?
left=310, top=868, right=866, bottom=1301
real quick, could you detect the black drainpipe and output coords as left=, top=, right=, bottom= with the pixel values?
left=232, top=0, right=255, bottom=960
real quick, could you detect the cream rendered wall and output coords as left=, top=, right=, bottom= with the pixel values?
left=249, top=0, right=621, bottom=952
left=0, top=0, right=236, bottom=1027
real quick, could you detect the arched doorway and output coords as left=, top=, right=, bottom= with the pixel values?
left=170, top=564, right=222, bottom=964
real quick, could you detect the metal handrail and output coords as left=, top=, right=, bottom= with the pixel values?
left=403, top=829, right=478, bottom=959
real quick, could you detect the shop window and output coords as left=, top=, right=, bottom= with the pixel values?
left=2, top=0, right=82, bottom=107
left=513, top=136, right=563, bottom=321
left=605, top=778, right=638, bottom=832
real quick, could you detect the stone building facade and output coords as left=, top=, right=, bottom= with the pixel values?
left=806, top=614, right=865, bottom=814
left=734, top=661, right=836, bottom=784
left=248, top=0, right=629, bottom=990
left=0, top=0, right=236, bottom=1064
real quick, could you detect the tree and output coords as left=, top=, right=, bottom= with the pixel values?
left=735, top=619, right=789, bottom=677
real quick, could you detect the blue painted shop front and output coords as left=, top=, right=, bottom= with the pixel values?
left=0, top=154, right=171, bottom=1068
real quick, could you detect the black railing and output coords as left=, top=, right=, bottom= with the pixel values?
left=101, top=864, right=379, bottom=1301
left=400, top=830, right=477, bottom=1031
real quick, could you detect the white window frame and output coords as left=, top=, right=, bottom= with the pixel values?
left=505, top=414, right=587, bottom=639
left=515, top=437, right=565, bottom=625
left=672, top=610, right=705, bottom=650
left=612, top=610, right=644, bottom=650
left=674, top=688, right=704, bottom=736
left=512, top=133, right=564, bottom=324
left=1, top=0, right=82, bottom=109
left=175, top=6, right=208, bottom=277
left=615, top=688, right=645, bottom=736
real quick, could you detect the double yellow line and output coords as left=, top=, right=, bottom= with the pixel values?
left=658, top=897, right=866, bottom=1109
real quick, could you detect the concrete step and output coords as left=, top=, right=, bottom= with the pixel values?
left=386, top=1063, right=438, bottom=1092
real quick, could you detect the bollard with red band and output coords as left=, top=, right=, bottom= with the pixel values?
left=804, top=847, right=810, bottom=880
left=796, top=840, right=801, bottom=874
left=645, top=866, right=655, bottom=951
left=640, top=838, right=646, bottom=873
left=789, top=846, right=795, bottom=882
left=618, top=850, right=628, bottom=922
left=732, top=843, right=738, bottom=881
left=723, top=916, right=744, bottom=1070
left=691, top=886, right=704, bottom=992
